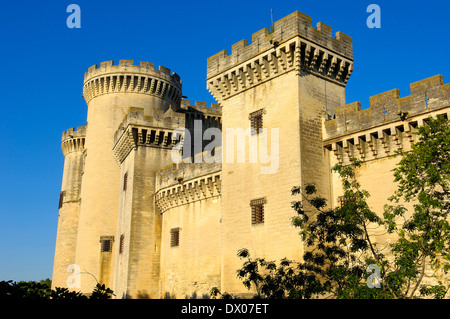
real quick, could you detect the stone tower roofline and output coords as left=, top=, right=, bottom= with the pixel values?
left=112, top=106, right=186, bottom=164
left=82, top=60, right=183, bottom=106
left=61, top=126, right=86, bottom=156
left=62, top=126, right=86, bottom=142
left=206, top=11, right=353, bottom=102
left=324, top=74, right=450, bottom=139
left=155, top=160, right=222, bottom=214
left=180, top=99, right=222, bottom=117
left=156, top=159, right=222, bottom=189
left=114, top=106, right=186, bottom=141
left=84, top=60, right=181, bottom=84
left=206, top=10, right=352, bottom=80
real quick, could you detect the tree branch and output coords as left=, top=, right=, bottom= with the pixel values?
left=408, top=255, right=426, bottom=298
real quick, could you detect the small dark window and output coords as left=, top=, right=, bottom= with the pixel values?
left=249, top=109, right=265, bottom=135
left=101, top=240, right=111, bottom=252
left=100, top=236, right=114, bottom=252
left=170, top=228, right=180, bottom=247
left=250, top=198, right=266, bottom=225
left=119, top=234, right=124, bottom=254
left=58, top=191, right=65, bottom=209
left=123, top=172, right=128, bottom=191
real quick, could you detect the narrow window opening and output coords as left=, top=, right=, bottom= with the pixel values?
left=123, top=172, right=128, bottom=191
left=119, top=234, right=124, bottom=254
left=170, top=228, right=180, bottom=247
left=58, top=191, right=65, bottom=209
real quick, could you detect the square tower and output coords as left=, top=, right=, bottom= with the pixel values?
left=207, top=11, right=353, bottom=294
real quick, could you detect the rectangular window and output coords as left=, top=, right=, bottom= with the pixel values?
left=170, top=228, right=180, bottom=247
left=123, top=172, right=128, bottom=191
left=100, top=236, right=114, bottom=252
left=250, top=198, right=266, bottom=225
left=249, top=109, right=265, bottom=135
left=101, top=240, right=112, bottom=252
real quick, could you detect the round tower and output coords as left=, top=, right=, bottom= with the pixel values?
left=75, top=60, right=182, bottom=293
left=52, top=126, right=86, bottom=290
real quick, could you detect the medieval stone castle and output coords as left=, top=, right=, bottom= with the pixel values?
left=52, top=10, right=450, bottom=298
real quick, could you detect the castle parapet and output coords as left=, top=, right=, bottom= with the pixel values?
left=206, top=11, right=353, bottom=101
left=155, top=160, right=222, bottom=213
left=83, top=60, right=183, bottom=107
left=112, top=107, right=186, bottom=164
left=325, top=75, right=450, bottom=139
left=62, top=126, right=86, bottom=141
left=84, top=60, right=180, bottom=83
left=324, top=75, right=450, bottom=166
left=61, top=126, right=86, bottom=156
left=156, top=160, right=222, bottom=189
left=180, top=100, right=222, bottom=118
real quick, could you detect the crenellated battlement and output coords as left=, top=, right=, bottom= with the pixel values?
left=180, top=99, right=222, bottom=117
left=62, top=126, right=86, bottom=142
left=115, top=107, right=185, bottom=138
left=83, top=60, right=183, bottom=106
left=61, top=126, right=86, bottom=156
left=155, top=160, right=222, bottom=213
left=324, top=75, right=450, bottom=139
left=207, top=10, right=352, bottom=80
left=206, top=11, right=353, bottom=101
left=84, top=60, right=180, bottom=83
left=156, top=160, right=222, bottom=189
left=324, top=75, right=450, bottom=166
left=112, top=107, right=186, bottom=164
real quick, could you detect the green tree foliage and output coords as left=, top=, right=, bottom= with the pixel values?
left=0, top=279, right=115, bottom=300
left=0, top=279, right=52, bottom=300
left=383, top=114, right=450, bottom=298
left=212, top=116, right=449, bottom=299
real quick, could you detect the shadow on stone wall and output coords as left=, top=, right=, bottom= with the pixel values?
left=164, top=291, right=211, bottom=299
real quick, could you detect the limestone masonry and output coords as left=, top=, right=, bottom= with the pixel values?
left=52, top=10, right=450, bottom=298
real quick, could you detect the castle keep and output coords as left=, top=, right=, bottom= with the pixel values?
left=52, top=10, right=450, bottom=298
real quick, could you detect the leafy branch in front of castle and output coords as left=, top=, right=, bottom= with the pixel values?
left=0, top=279, right=115, bottom=300
left=212, top=115, right=450, bottom=299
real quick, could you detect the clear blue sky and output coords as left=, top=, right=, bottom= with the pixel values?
left=0, top=0, right=448, bottom=282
